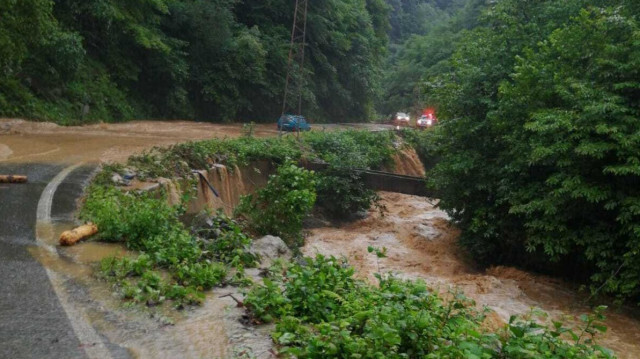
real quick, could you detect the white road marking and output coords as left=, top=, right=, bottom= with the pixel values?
left=35, top=163, right=113, bottom=359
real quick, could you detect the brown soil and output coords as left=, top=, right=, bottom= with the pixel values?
left=303, top=192, right=640, bottom=358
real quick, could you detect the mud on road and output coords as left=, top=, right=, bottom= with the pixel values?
left=0, top=119, right=280, bottom=164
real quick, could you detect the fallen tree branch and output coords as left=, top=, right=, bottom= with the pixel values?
left=0, top=175, right=28, bottom=183
left=219, top=293, right=244, bottom=307
left=59, top=224, right=98, bottom=246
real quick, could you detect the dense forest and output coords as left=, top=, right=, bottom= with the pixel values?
left=0, top=0, right=389, bottom=123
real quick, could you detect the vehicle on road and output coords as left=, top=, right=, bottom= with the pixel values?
left=277, top=114, right=311, bottom=132
left=416, top=113, right=437, bottom=129
left=390, top=112, right=411, bottom=127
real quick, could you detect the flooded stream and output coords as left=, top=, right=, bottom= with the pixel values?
left=5, top=117, right=640, bottom=357
left=303, top=192, right=640, bottom=358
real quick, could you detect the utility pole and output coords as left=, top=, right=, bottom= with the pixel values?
left=281, top=0, right=308, bottom=118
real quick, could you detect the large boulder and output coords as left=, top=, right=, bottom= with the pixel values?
left=249, top=235, right=292, bottom=268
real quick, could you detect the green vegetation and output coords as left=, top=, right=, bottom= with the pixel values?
left=0, top=0, right=389, bottom=123
left=381, top=0, right=484, bottom=115
left=82, top=184, right=256, bottom=307
left=304, top=130, right=396, bottom=218
left=237, top=163, right=317, bottom=248
left=245, top=255, right=614, bottom=358
left=408, top=0, right=640, bottom=304
left=81, top=130, right=399, bottom=306
left=116, top=130, right=398, bottom=219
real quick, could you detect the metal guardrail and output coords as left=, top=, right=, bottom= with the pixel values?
left=299, top=160, right=434, bottom=197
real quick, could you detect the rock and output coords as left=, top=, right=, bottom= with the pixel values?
left=249, top=235, right=292, bottom=268
left=352, top=210, right=369, bottom=220
left=122, top=168, right=137, bottom=180
left=190, top=212, right=214, bottom=229
left=111, top=173, right=125, bottom=185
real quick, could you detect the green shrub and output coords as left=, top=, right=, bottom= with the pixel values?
left=316, top=169, right=380, bottom=219
left=245, top=255, right=615, bottom=358
left=80, top=186, right=180, bottom=248
left=236, top=163, right=316, bottom=247
left=195, top=211, right=258, bottom=267
left=84, top=179, right=255, bottom=307
left=174, top=262, right=227, bottom=289
left=303, top=130, right=396, bottom=169
left=427, top=3, right=640, bottom=303
left=303, top=130, right=396, bottom=219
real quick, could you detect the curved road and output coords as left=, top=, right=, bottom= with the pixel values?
left=0, top=163, right=126, bottom=358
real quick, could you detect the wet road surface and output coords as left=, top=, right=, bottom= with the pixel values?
left=0, top=163, right=124, bottom=358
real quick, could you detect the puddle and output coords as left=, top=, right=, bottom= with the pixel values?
left=302, top=191, right=640, bottom=358
left=62, top=242, right=133, bottom=264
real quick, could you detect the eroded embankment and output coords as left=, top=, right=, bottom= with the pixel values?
left=302, top=192, right=640, bottom=358
left=26, top=141, right=640, bottom=358
left=35, top=147, right=426, bottom=358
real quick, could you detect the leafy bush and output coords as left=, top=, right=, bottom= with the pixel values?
left=316, top=168, right=381, bottom=219
left=304, top=130, right=396, bottom=219
left=304, top=130, right=396, bottom=169
left=194, top=211, right=257, bottom=267
left=426, top=1, right=640, bottom=302
left=236, top=163, right=316, bottom=247
left=80, top=186, right=180, bottom=248
left=245, top=255, right=615, bottom=358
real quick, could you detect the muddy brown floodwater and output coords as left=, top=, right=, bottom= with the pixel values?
left=0, top=118, right=280, bottom=164
left=4, top=118, right=640, bottom=358
left=303, top=192, right=640, bottom=358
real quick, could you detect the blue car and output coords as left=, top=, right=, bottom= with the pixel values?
left=277, top=114, right=311, bottom=132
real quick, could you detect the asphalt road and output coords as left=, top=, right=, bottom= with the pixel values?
left=0, top=163, right=121, bottom=359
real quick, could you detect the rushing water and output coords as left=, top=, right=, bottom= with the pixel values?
left=302, top=192, right=640, bottom=358
left=17, top=131, right=640, bottom=358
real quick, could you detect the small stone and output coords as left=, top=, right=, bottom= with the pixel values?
left=111, top=173, right=125, bottom=185
left=249, top=235, right=292, bottom=268
left=122, top=168, right=137, bottom=180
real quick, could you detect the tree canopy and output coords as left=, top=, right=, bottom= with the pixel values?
left=0, top=0, right=390, bottom=124
left=425, top=0, right=640, bottom=303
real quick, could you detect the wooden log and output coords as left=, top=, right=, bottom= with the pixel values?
left=59, top=224, right=98, bottom=246
left=0, top=175, right=28, bottom=183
